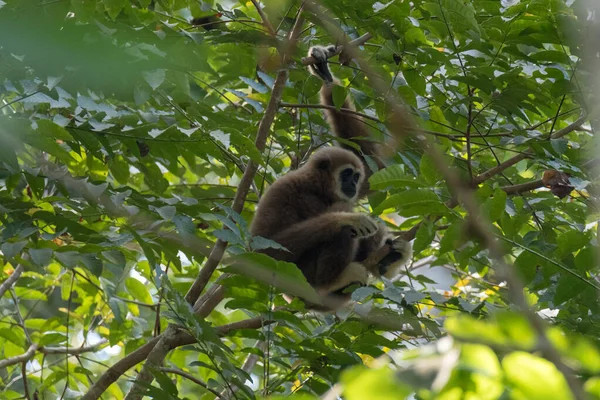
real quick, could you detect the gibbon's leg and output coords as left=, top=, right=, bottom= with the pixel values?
left=266, top=212, right=379, bottom=260
left=355, top=222, right=388, bottom=263
left=312, top=226, right=364, bottom=291
left=376, top=237, right=413, bottom=279
left=354, top=222, right=413, bottom=280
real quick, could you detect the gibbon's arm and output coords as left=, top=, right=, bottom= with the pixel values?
left=263, top=212, right=379, bottom=260
left=308, top=45, right=386, bottom=196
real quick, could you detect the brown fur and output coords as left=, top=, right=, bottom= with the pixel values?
left=248, top=46, right=411, bottom=310
left=250, top=147, right=385, bottom=307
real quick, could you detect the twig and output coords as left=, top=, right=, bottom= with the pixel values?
left=280, top=102, right=380, bottom=122
left=160, top=367, right=224, bottom=399
left=0, top=264, right=24, bottom=299
left=250, top=0, right=276, bottom=36
left=472, top=112, right=587, bottom=185
left=501, top=180, right=544, bottom=195
left=0, top=340, right=109, bottom=369
left=0, top=344, right=37, bottom=369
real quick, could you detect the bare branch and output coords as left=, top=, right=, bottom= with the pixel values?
left=0, top=264, right=24, bottom=299
left=0, top=340, right=109, bottom=369
left=501, top=180, right=544, bottom=195
left=280, top=102, right=380, bottom=122
left=42, top=340, right=108, bottom=355
left=250, top=0, right=276, bottom=36
left=0, top=344, right=37, bottom=369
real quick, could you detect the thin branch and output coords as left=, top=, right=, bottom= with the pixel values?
left=0, top=340, right=109, bottom=369
left=0, top=264, right=24, bottom=299
left=80, top=337, right=161, bottom=400
left=472, top=112, right=587, bottom=185
left=160, top=367, right=223, bottom=399
left=501, top=180, right=544, bottom=195
left=0, top=344, right=37, bottom=369
left=280, top=102, right=380, bottom=122
left=250, top=0, right=276, bottom=36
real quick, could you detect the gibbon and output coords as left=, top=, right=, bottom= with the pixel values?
left=249, top=45, right=411, bottom=309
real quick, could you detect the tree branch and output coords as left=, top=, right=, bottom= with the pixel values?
left=472, top=112, right=587, bottom=185
left=280, top=102, right=380, bottom=122
left=501, top=180, right=544, bottom=195
left=250, top=0, right=276, bottom=36
left=0, top=340, right=109, bottom=369
left=0, top=264, right=24, bottom=299
left=185, top=10, right=306, bottom=307
left=0, top=344, right=37, bottom=369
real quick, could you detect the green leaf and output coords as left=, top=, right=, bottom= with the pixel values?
left=440, top=0, right=481, bottom=38
left=413, top=223, right=435, bottom=254
left=369, top=165, right=422, bottom=190
left=142, top=69, right=165, bottom=90
left=503, top=352, right=574, bottom=400
left=29, top=248, right=53, bottom=267
left=557, top=230, right=588, bottom=257
left=486, top=188, right=507, bottom=222
left=155, top=205, right=176, bottom=221
left=373, top=189, right=447, bottom=216
left=342, top=366, right=411, bottom=400
left=103, top=0, right=126, bottom=19
left=419, top=154, right=442, bottom=185
left=404, top=69, right=426, bottom=96
left=36, top=119, right=74, bottom=141
left=81, top=253, right=103, bottom=276
left=1, top=241, right=26, bottom=260
left=125, top=277, right=153, bottom=304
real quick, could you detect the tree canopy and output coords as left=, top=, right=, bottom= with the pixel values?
left=0, top=0, right=599, bottom=399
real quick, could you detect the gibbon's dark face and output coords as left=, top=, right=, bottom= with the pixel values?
left=339, top=167, right=360, bottom=198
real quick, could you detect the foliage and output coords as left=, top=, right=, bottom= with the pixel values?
left=0, top=0, right=598, bottom=399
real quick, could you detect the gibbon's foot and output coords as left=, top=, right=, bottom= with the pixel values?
left=341, top=214, right=379, bottom=239
left=378, top=237, right=412, bottom=278
left=308, top=45, right=337, bottom=83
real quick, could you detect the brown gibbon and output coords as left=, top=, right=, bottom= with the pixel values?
left=249, top=45, right=411, bottom=310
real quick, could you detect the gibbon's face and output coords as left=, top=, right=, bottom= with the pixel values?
left=308, top=147, right=364, bottom=201
left=338, top=165, right=361, bottom=199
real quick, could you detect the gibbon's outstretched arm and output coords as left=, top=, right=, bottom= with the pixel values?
left=308, top=45, right=386, bottom=197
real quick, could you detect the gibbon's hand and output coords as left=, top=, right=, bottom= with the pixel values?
left=378, top=237, right=412, bottom=278
left=308, top=45, right=337, bottom=83
left=340, top=214, right=379, bottom=239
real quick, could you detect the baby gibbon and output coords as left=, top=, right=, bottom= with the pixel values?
left=249, top=45, right=411, bottom=309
